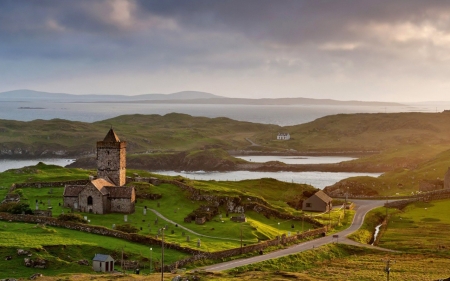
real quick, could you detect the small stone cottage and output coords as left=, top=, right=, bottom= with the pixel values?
left=302, top=190, right=332, bottom=212
left=63, top=129, right=135, bottom=214
left=92, top=254, right=114, bottom=272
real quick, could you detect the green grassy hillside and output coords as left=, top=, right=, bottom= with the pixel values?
left=3, top=112, right=450, bottom=157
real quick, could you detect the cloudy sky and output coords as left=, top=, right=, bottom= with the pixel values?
left=2, top=0, right=450, bottom=102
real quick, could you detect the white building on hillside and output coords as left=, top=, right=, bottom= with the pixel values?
left=277, top=133, right=290, bottom=140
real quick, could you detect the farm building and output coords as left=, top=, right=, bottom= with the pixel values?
left=302, top=190, right=333, bottom=212
left=92, top=254, right=115, bottom=272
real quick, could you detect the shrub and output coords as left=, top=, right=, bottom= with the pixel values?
left=0, top=202, right=33, bottom=215
left=115, top=223, right=139, bottom=233
left=57, top=213, right=87, bottom=224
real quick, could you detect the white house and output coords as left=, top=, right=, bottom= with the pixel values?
left=93, top=254, right=115, bottom=272
left=277, top=133, right=290, bottom=140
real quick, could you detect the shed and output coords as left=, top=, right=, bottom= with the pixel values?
left=92, top=254, right=115, bottom=272
left=302, top=190, right=332, bottom=212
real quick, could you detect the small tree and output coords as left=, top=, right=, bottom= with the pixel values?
left=7, top=203, right=33, bottom=215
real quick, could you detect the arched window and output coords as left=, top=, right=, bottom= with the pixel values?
left=87, top=196, right=93, bottom=205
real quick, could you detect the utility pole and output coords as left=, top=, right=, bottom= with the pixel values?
left=121, top=246, right=124, bottom=274
left=240, top=223, right=243, bottom=254
left=149, top=247, right=152, bottom=274
left=328, top=202, right=331, bottom=229
left=382, top=259, right=395, bottom=281
left=161, top=227, right=165, bottom=281
left=344, top=187, right=349, bottom=217
left=302, top=214, right=304, bottom=232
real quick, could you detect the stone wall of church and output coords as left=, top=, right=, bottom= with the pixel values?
left=110, top=198, right=135, bottom=213
left=78, top=185, right=106, bottom=214
left=63, top=197, right=78, bottom=209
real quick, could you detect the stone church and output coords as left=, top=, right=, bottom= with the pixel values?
left=63, top=128, right=135, bottom=214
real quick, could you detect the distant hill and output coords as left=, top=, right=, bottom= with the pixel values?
left=0, top=89, right=222, bottom=102
left=0, top=89, right=402, bottom=106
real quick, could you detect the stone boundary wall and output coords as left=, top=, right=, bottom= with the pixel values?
left=385, top=188, right=450, bottom=209
left=11, top=180, right=90, bottom=192
left=0, top=212, right=326, bottom=271
left=0, top=212, right=202, bottom=256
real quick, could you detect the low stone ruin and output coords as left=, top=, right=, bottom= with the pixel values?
left=29, top=273, right=43, bottom=280
left=24, top=258, right=47, bottom=269
left=77, top=259, right=89, bottom=266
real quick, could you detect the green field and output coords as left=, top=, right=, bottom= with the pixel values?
left=0, top=221, right=187, bottom=279
left=379, top=199, right=450, bottom=253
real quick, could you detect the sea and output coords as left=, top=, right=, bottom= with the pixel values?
left=0, top=101, right=442, bottom=126
left=0, top=101, right=439, bottom=188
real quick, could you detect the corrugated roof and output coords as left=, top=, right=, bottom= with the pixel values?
left=63, top=185, right=85, bottom=197
left=103, top=128, right=120, bottom=142
left=313, top=190, right=332, bottom=203
left=93, top=254, right=113, bottom=262
left=106, top=186, right=134, bottom=198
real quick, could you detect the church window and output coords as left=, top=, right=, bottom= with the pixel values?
left=87, top=196, right=93, bottom=205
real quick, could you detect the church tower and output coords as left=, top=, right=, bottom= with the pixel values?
left=96, top=128, right=126, bottom=186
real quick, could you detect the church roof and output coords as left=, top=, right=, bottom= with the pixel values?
left=103, top=128, right=120, bottom=142
left=63, top=185, right=85, bottom=197
left=106, top=186, right=134, bottom=198
left=91, top=178, right=115, bottom=195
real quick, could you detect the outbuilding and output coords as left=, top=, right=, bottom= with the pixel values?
left=302, top=190, right=332, bottom=212
left=92, top=254, right=115, bottom=272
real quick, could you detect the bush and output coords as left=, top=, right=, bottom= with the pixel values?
left=115, top=223, right=139, bottom=233
left=57, top=213, right=87, bottom=224
left=0, top=202, right=33, bottom=215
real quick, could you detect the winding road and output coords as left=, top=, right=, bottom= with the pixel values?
left=200, top=199, right=396, bottom=272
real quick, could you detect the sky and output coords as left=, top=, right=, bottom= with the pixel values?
left=2, top=1, right=450, bottom=102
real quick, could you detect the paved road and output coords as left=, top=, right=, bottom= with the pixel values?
left=201, top=199, right=392, bottom=272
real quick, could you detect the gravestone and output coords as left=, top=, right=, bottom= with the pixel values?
left=143, top=209, right=147, bottom=215
left=35, top=202, right=39, bottom=210
left=124, top=215, right=128, bottom=222
left=197, top=239, right=201, bottom=247
left=186, top=235, right=190, bottom=242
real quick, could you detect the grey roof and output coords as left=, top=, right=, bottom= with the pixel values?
left=106, top=186, right=134, bottom=198
left=93, top=254, right=113, bottom=262
left=63, top=185, right=85, bottom=197
left=312, top=190, right=332, bottom=203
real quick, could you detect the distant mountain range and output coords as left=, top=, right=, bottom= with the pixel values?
left=0, top=89, right=403, bottom=106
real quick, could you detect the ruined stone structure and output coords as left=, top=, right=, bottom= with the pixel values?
left=63, top=129, right=135, bottom=214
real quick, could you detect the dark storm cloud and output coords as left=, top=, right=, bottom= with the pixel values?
left=1, top=0, right=450, bottom=99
